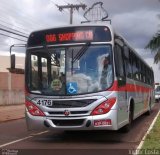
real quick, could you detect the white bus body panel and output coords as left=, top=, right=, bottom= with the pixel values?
left=25, top=91, right=124, bottom=131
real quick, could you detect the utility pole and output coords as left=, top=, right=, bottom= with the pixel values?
left=56, top=4, right=87, bottom=24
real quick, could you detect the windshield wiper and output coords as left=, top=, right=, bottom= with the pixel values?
left=43, top=44, right=55, bottom=63
left=70, top=42, right=90, bottom=75
left=73, top=42, right=91, bottom=63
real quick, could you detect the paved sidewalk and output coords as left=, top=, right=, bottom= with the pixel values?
left=0, top=104, right=25, bottom=123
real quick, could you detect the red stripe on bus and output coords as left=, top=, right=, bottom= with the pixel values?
left=108, top=81, right=152, bottom=92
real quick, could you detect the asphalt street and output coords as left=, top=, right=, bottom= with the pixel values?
left=0, top=103, right=160, bottom=155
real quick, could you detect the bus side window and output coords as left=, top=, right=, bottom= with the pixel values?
left=114, top=44, right=125, bottom=86
left=124, top=47, right=132, bottom=79
left=128, top=51, right=133, bottom=78
left=132, top=54, right=138, bottom=80
left=139, top=60, right=143, bottom=82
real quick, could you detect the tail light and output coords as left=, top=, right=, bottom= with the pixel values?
left=91, top=97, right=116, bottom=116
left=25, top=100, right=45, bottom=116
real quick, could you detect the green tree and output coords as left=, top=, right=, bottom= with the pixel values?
left=146, top=31, right=160, bottom=64
left=146, top=11, right=160, bottom=64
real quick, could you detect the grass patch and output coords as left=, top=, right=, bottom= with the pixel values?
left=140, top=114, right=160, bottom=152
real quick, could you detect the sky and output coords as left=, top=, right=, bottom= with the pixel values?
left=0, top=0, right=159, bottom=82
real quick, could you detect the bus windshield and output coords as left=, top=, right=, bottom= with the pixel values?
left=27, top=44, right=113, bottom=95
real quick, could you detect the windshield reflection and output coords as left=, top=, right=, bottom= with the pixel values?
left=28, top=44, right=113, bottom=95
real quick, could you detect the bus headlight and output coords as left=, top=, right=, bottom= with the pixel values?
left=91, top=97, right=116, bottom=116
left=25, top=100, right=45, bottom=116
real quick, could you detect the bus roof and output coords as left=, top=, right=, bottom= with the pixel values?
left=29, top=23, right=114, bottom=34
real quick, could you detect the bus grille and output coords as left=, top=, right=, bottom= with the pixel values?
left=48, top=111, right=88, bottom=115
left=52, top=119, right=84, bottom=126
left=47, top=99, right=96, bottom=108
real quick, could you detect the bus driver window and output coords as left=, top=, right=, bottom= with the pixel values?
left=100, top=54, right=113, bottom=89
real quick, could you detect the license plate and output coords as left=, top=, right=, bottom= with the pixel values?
left=94, top=119, right=111, bottom=126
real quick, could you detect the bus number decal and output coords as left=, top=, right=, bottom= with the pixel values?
left=46, top=34, right=57, bottom=43
left=37, top=99, right=53, bottom=107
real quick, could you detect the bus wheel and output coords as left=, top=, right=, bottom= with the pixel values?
left=120, top=104, right=133, bottom=133
left=145, top=100, right=152, bottom=115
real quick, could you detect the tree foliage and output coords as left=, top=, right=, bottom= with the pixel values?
left=146, top=31, right=160, bottom=64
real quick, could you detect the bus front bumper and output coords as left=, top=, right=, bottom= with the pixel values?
left=25, top=109, right=119, bottom=131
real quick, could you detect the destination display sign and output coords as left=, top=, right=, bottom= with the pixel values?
left=27, top=26, right=111, bottom=47
left=45, top=30, right=93, bottom=43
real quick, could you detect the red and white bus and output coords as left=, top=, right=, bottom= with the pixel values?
left=25, top=23, right=155, bottom=132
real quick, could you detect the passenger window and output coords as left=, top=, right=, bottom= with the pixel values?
left=125, top=50, right=132, bottom=78
left=132, top=55, right=138, bottom=80
left=115, top=44, right=125, bottom=77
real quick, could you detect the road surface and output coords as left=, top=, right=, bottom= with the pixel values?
left=0, top=103, right=160, bottom=155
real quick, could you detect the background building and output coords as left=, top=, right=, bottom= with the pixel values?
left=0, top=55, right=25, bottom=105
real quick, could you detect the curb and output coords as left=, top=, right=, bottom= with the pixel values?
left=135, top=110, right=160, bottom=152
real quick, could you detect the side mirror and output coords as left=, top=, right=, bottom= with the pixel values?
left=117, top=76, right=126, bottom=87
left=9, top=44, right=26, bottom=74
left=11, top=54, right=15, bottom=69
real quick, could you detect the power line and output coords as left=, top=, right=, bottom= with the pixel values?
left=0, top=18, right=30, bottom=33
left=0, top=33, right=27, bottom=42
left=0, top=10, right=44, bottom=31
left=0, top=2, right=48, bottom=29
left=0, top=28, right=28, bottom=38
left=0, top=17, right=27, bottom=32
left=0, top=11, right=44, bottom=32
left=12, top=0, right=54, bottom=28
left=0, top=23, right=29, bottom=36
